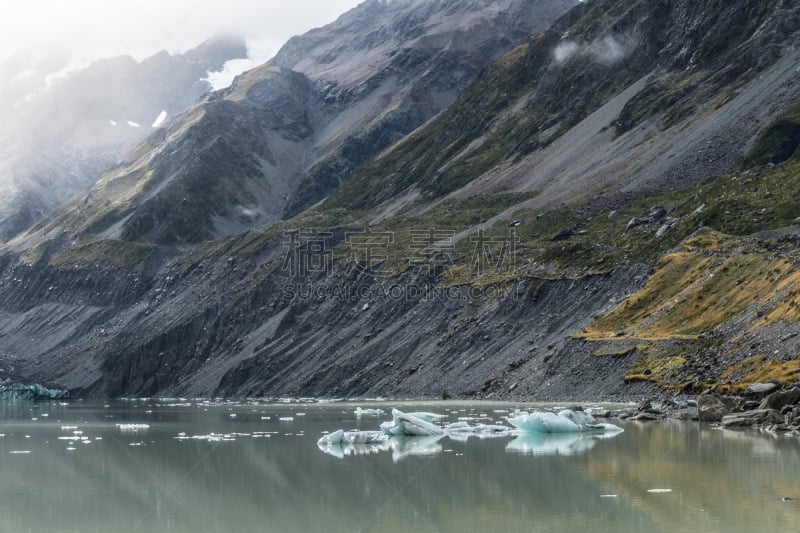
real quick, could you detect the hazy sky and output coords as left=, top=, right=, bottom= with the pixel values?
left=0, top=0, right=363, bottom=65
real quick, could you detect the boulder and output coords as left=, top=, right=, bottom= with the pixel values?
left=744, top=382, right=780, bottom=398
left=698, top=394, right=736, bottom=422
left=629, top=412, right=662, bottom=421
left=759, top=387, right=800, bottom=411
left=721, top=409, right=783, bottom=428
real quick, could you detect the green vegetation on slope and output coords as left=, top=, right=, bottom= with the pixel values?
left=740, top=102, right=800, bottom=169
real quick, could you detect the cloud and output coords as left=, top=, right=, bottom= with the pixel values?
left=0, top=1, right=363, bottom=65
left=553, top=35, right=629, bottom=66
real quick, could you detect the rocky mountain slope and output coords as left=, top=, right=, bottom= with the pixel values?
left=12, top=0, right=576, bottom=246
left=0, top=36, right=248, bottom=242
left=2, top=0, right=800, bottom=401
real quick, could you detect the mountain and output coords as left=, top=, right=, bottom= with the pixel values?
left=14, top=0, right=577, bottom=246
left=2, top=0, right=800, bottom=401
left=0, top=35, right=248, bottom=242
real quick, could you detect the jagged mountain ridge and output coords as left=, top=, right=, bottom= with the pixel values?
left=0, top=35, right=248, bottom=242
left=1, top=0, right=800, bottom=400
left=13, top=0, right=577, bottom=246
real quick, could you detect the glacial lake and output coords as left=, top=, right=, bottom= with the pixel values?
left=1, top=400, right=799, bottom=532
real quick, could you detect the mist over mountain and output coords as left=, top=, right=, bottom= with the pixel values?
left=0, top=35, right=248, bottom=241
left=14, top=0, right=575, bottom=246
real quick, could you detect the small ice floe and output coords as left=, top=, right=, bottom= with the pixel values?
left=66, top=447, right=77, bottom=451
left=647, top=489, right=673, bottom=493
left=126, top=120, right=141, bottom=128
left=174, top=433, right=236, bottom=442
left=279, top=417, right=294, bottom=422
left=117, top=424, right=150, bottom=432
left=61, top=426, right=78, bottom=430
left=229, top=413, right=237, bottom=418
left=10, top=450, right=31, bottom=454
left=600, top=494, right=619, bottom=498
left=295, top=413, right=306, bottom=417
left=261, top=416, right=271, bottom=420
left=354, top=407, right=385, bottom=417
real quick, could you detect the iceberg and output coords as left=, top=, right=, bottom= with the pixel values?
left=0, top=379, right=69, bottom=402
left=507, top=410, right=623, bottom=434
left=380, top=409, right=445, bottom=437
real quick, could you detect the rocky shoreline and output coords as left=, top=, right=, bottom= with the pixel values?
left=602, top=382, right=800, bottom=436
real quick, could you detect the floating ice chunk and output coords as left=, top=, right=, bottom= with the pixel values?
left=354, top=407, right=385, bottom=417
left=279, top=417, right=293, bottom=422
left=10, top=450, right=31, bottom=454
left=507, top=412, right=580, bottom=433
left=508, top=411, right=623, bottom=434
left=229, top=413, right=237, bottom=418
left=600, top=494, right=619, bottom=498
left=382, top=409, right=444, bottom=436
left=647, top=489, right=672, bottom=493
left=117, top=424, right=150, bottom=432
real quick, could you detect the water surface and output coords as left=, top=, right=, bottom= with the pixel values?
left=1, top=400, right=799, bottom=532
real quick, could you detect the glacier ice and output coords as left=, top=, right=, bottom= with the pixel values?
left=507, top=410, right=623, bottom=434
left=0, top=380, right=69, bottom=402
